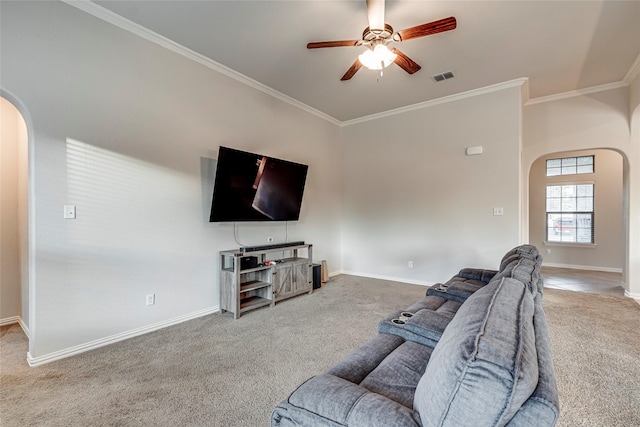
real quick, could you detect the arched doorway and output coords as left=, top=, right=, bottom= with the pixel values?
left=0, top=94, right=30, bottom=335
left=528, top=148, right=626, bottom=293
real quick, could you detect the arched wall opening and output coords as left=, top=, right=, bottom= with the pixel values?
left=521, top=84, right=636, bottom=297
left=0, top=93, right=31, bottom=338
left=528, top=149, right=625, bottom=274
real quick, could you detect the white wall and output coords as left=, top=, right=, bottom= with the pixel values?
left=0, top=97, right=23, bottom=322
left=523, top=84, right=639, bottom=296
left=529, top=149, right=623, bottom=271
left=628, top=75, right=640, bottom=298
left=1, top=1, right=343, bottom=362
left=339, top=84, right=525, bottom=285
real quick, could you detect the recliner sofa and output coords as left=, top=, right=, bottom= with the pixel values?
left=271, top=245, right=559, bottom=426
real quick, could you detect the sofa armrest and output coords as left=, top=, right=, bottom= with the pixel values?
left=457, top=268, right=498, bottom=283
left=271, top=374, right=421, bottom=427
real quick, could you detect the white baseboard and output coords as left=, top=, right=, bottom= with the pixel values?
left=27, top=306, right=219, bottom=367
left=0, top=316, right=30, bottom=338
left=338, top=270, right=435, bottom=287
left=624, top=290, right=640, bottom=300
left=542, top=262, right=623, bottom=273
left=0, top=315, right=20, bottom=327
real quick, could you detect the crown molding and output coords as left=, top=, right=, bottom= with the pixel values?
left=526, top=81, right=629, bottom=106
left=62, top=0, right=342, bottom=126
left=624, top=53, right=640, bottom=83
left=341, top=78, right=529, bottom=126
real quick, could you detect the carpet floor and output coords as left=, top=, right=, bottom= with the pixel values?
left=1, top=275, right=639, bottom=426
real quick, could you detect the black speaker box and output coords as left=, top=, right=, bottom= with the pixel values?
left=312, top=264, right=321, bottom=289
left=240, top=256, right=258, bottom=270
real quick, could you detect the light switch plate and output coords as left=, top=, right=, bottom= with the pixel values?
left=493, top=207, right=504, bottom=216
left=64, top=205, right=76, bottom=219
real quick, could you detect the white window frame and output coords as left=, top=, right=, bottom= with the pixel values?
left=545, top=182, right=595, bottom=244
left=546, top=155, right=594, bottom=177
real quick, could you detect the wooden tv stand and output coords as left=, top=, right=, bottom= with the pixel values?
left=219, top=243, right=313, bottom=319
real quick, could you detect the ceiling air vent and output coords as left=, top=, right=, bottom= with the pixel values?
left=432, top=71, right=455, bottom=82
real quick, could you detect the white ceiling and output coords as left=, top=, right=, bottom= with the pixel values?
left=90, top=0, right=640, bottom=123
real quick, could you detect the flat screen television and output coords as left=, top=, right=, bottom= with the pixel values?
left=209, top=146, right=309, bottom=222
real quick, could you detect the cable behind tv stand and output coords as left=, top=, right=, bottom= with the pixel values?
left=219, top=242, right=312, bottom=319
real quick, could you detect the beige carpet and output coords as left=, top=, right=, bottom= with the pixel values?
left=1, top=275, right=639, bottom=426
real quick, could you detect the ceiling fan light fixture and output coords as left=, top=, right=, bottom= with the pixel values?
left=358, top=44, right=397, bottom=70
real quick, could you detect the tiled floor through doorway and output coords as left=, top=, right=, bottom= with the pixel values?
left=541, top=266, right=625, bottom=297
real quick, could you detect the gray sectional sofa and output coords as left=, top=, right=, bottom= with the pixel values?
left=271, top=245, right=559, bottom=427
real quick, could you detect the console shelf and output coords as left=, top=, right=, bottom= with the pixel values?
left=219, top=243, right=313, bottom=319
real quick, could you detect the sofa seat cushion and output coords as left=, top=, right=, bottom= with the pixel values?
left=414, top=277, right=539, bottom=427
left=326, top=333, right=405, bottom=384
left=438, top=279, right=487, bottom=298
left=405, top=295, right=462, bottom=315
left=379, top=296, right=461, bottom=347
left=403, top=309, right=454, bottom=343
left=426, top=280, right=483, bottom=304
left=275, top=374, right=422, bottom=427
left=360, top=340, right=434, bottom=407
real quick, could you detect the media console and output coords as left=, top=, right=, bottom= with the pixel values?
left=219, top=242, right=313, bottom=319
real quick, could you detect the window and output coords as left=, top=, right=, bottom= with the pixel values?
left=546, top=184, right=594, bottom=243
left=546, top=155, right=593, bottom=176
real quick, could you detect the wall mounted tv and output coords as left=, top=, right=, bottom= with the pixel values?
left=209, top=146, right=309, bottom=222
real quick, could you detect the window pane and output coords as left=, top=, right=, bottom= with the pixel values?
left=562, top=158, right=577, bottom=167
left=546, top=159, right=562, bottom=177
left=577, top=156, right=593, bottom=166
left=577, top=184, right=593, bottom=197
left=547, top=198, right=561, bottom=211
left=577, top=165, right=593, bottom=174
left=577, top=197, right=593, bottom=212
left=547, top=167, right=562, bottom=176
left=547, top=185, right=562, bottom=197
left=562, top=198, right=576, bottom=211
left=547, top=214, right=562, bottom=241
left=576, top=214, right=593, bottom=243
left=545, top=183, right=594, bottom=244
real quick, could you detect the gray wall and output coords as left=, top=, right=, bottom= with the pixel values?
left=529, top=149, right=623, bottom=270
left=1, top=1, right=343, bottom=361
left=339, top=84, right=524, bottom=284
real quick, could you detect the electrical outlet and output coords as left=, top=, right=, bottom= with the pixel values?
left=493, top=207, right=504, bottom=216
left=146, top=294, right=155, bottom=306
left=408, top=261, right=414, bottom=269
left=267, top=237, right=274, bottom=243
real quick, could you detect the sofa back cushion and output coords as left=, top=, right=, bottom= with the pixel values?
left=493, top=245, right=543, bottom=297
left=414, top=278, right=539, bottom=427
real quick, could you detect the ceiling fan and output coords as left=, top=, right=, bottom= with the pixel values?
left=307, top=0, right=456, bottom=81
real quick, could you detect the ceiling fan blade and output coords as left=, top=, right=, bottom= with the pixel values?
left=395, top=17, right=457, bottom=42
left=341, top=59, right=363, bottom=81
left=391, top=48, right=421, bottom=74
left=307, top=40, right=361, bottom=49
left=366, top=0, right=385, bottom=32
